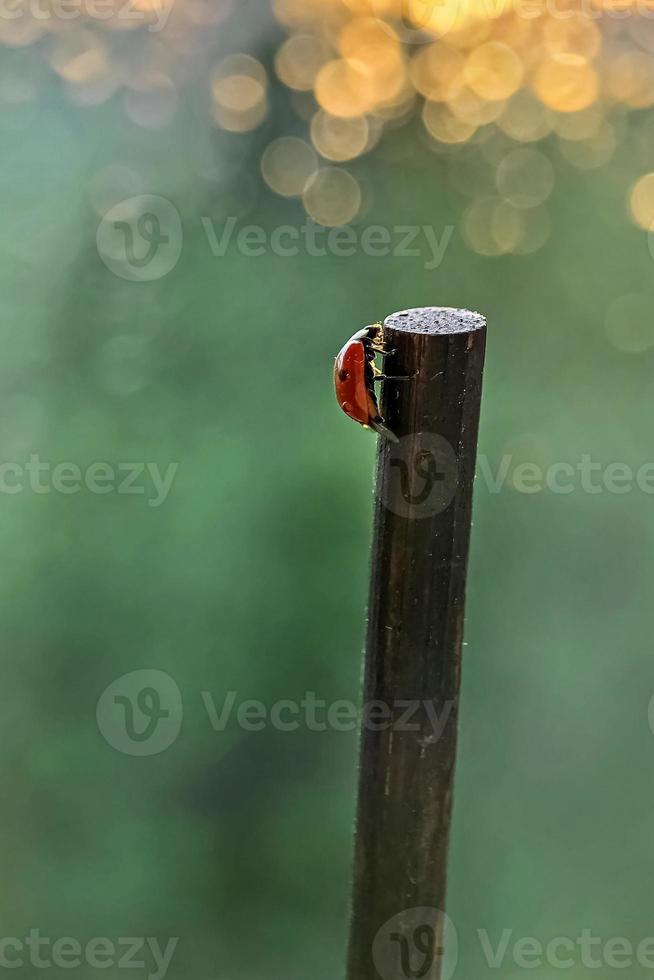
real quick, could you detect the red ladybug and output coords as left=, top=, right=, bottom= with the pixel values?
left=334, top=323, right=399, bottom=442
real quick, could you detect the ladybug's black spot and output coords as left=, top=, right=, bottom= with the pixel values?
left=338, top=369, right=349, bottom=382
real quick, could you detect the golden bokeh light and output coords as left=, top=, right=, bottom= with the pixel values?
left=213, top=99, right=267, bottom=133
left=409, top=43, right=464, bottom=103
left=626, top=18, right=654, bottom=54
left=464, top=41, right=524, bottom=102
left=315, top=58, right=374, bottom=118
left=512, top=205, right=552, bottom=255
left=496, top=148, right=555, bottom=208
left=447, top=15, right=495, bottom=51
left=272, top=0, right=345, bottom=30
left=212, top=54, right=267, bottom=88
left=543, top=13, right=602, bottom=60
left=423, top=101, right=477, bottom=143
left=311, top=111, right=370, bottom=160
left=213, top=74, right=263, bottom=113
left=605, top=50, right=654, bottom=108
left=533, top=55, right=599, bottom=113
left=261, top=137, right=319, bottom=197
left=338, top=17, right=407, bottom=106
left=550, top=105, right=603, bottom=141
left=0, top=11, right=43, bottom=48
left=6, top=0, right=654, bottom=238
left=491, top=200, right=525, bottom=253
left=449, top=86, right=507, bottom=126
left=338, top=14, right=399, bottom=56
left=380, top=0, right=464, bottom=40
left=629, top=173, right=654, bottom=229
left=462, top=193, right=550, bottom=255
left=463, top=196, right=522, bottom=256
left=48, top=31, right=109, bottom=83
left=211, top=54, right=268, bottom=133
left=275, top=34, right=332, bottom=91
left=559, top=121, right=616, bottom=169
left=498, top=91, right=552, bottom=143
left=303, top=166, right=362, bottom=225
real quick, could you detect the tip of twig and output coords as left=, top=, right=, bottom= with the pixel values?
left=384, top=307, right=486, bottom=337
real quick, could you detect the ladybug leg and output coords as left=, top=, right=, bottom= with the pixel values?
left=370, top=417, right=399, bottom=443
left=371, top=360, right=411, bottom=382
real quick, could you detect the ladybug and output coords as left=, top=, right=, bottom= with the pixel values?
left=334, top=323, right=399, bottom=442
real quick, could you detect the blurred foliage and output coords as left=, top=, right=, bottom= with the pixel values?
left=2, top=1, right=654, bottom=979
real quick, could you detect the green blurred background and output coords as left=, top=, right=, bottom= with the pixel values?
left=3, top=0, right=654, bottom=978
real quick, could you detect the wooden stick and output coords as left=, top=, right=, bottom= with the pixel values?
left=346, top=307, right=487, bottom=980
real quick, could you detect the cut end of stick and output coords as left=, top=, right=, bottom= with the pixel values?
left=384, top=307, right=486, bottom=336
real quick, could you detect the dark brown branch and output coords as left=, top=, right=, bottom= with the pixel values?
left=346, top=307, right=487, bottom=980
